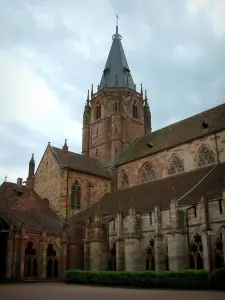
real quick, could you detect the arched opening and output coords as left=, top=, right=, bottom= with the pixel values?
left=132, top=102, right=138, bottom=118
left=46, top=243, right=58, bottom=278
left=168, top=155, right=184, bottom=175
left=109, top=242, right=116, bottom=271
left=114, top=101, right=119, bottom=111
left=24, top=241, right=37, bottom=278
left=190, top=233, right=204, bottom=269
left=197, top=145, right=215, bottom=166
left=71, top=180, right=81, bottom=210
left=121, top=170, right=129, bottom=188
left=214, top=232, right=224, bottom=269
left=0, top=218, right=9, bottom=281
left=96, top=103, right=101, bottom=119
left=146, top=238, right=155, bottom=271
left=140, top=163, right=156, bottom=183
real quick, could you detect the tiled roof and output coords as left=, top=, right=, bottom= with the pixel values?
left=0, top=182, right=62, bottom=235
left=51, top=146, right=111, bottom=179
left=116, top=103, right=225, bottom=166
left=74, top=162, right=225, bottom=221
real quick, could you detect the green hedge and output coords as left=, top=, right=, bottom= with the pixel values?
left=64, top=269, right=210, bottom=289
left=210, top=267, right=225, bottom=290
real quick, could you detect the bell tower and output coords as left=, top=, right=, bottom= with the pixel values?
left=82, top=22, right=151, bottom=165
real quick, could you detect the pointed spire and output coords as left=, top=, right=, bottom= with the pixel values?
left=62, top=139, right=68, bottom=152
left=29, top=153, right=35, bottom=165
left=141, top=83, right=143, bottom=96
left=99, top=21, right=135, bottom=90
left=27, top=153, right=35, bottom=187
left=91, top=83, right=94, bottom=98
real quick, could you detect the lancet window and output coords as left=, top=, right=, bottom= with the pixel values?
left=132, top=102, right=138, bottom=118
left=71, top=180, right=81, bottom=210
left=109, top=242, right=116, bottom=271
left=121, top=170, right=129, bottom=188
left=96, top=103, right=101, bottom=119
left=24, top=241, right=37, bottom=278
left=46, top=243, right=58, bottom=278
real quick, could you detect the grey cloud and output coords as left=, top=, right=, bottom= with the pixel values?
left=0, top=0, right=225, bottom=181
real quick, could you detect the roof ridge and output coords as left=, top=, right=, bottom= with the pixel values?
left=113, top=136, right=139, bottom=167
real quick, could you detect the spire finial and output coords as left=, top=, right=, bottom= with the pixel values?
left=91, top=84, right=93, bottom=97
left=5, top=174, right=7, bottom=182
left=115, top=13, right=119, bottom=33
left=112, top=14, right=121, bottom=40
left=141, top=83, right=143, bottom=96
left=145, top=89, right=147, bottom=100
left=63, top=139, right=68, bottom=152
left=87, top=90, right=89, bottom=101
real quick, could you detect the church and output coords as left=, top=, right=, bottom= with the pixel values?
left=0, top=23, right=225, bottom=281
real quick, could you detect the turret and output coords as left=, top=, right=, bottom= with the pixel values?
left=143, top=89, right=152, bottom=134
left=82, top=90, right=91, bottom=156
left=26, top=154, right=35, bottom=189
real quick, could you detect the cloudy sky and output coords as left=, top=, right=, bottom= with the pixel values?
left=0, top=0, right=225, bottom=183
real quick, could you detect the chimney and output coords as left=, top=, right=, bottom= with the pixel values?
left=17, top=178, right=23, bottom=186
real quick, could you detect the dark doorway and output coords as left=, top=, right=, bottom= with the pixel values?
left=0, top=218, right=9, bottom=281
left=46, top=243, right=58, bottom=278
left=146, top=239, right=155, bottom=271
left=109, top=242, right=116, bottom=271
left=24, top=241, right=37, bottom=278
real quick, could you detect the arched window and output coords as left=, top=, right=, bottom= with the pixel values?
left=197, top=145, right=215, bottom=167
left=190, top=233, right=204, bottom=269
left=168, top=155, right=184, bottom=175
left=114, top=101, right=119, bottom=111
left=96, top=103, right=101, bottom=119
left=24, top=241, right=37, bottom=278
left=46, top=243, right=58, bottom=278
left=140, top=163, right=156, bottom=183
left=71, top=180, right=81, bottom=210
left=214, top=232, right=224, bottom=269
left=132, top=102, right=138, bottom=118
left=146, top=238, right=155, bottom=271
left=121, top=170, right=129, bottom=188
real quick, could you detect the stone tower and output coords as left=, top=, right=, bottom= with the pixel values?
left=26, top=154, right=35, bottom=189
left=82, top=24, right=151, bottom=165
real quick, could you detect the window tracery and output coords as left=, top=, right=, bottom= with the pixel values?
left=71, top=180, right=81, bottom=210
left=140, top=163, right=156, bottom=183
left=168, top=155, right=184, bottom=175
left=197, top=146, right=215, bottom=166
left=146, top=238, right=155, bottom=271
left=24, top=241, right=37, bottom=278
left=190, top=233, right=204, bottom=269
left=121, top=170, right=129, bottom=188
left=46, top=242, right=58, bottom=278
left=214, top=232, right=224, bottom=269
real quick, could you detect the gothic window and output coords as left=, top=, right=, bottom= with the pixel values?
left=197, top=146, right=215, bottom=167
left=71, top=180, right=81, bottom=210
left=24, top=241, right=37, bottom=278
left=132, top=102, right=138, bottom=118
left=96, top=103, right=101, bottom=119
left=109, top=242, right=116, bottom=271
left=168, top=155, right=184, bottom=175
left=114, top=101, right=119, bottom=111
left=214, top=232, right=224, bottom=269
left=140, top=163, right=156, bottom=183
left=190, top=233, right=204, bottom=269
left=46, top=243, right=58, bottom=278
left=121, top=170, right=129, bottom=188
left=146, top=238, right=155, bottom=271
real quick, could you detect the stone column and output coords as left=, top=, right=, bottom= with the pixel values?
left=200, top=196, right=211, bottom=271
left=59, top=228, right=68, bottom=278
left=167, top=199, right=188, bottom=270
left=6, top=222, right=14, bottom=280
left=89, top=214, right=108, bottom=271
left=39, top=230, right=47, bottom=279
left=124, top=207, right=142, bottom=271
left=19, top=224, right=26, bottom=280
left=154, top=206, right=165, bottom=271
left=116, top=212, right=125, bottom=270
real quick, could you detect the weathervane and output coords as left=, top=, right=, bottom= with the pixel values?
left=115, top=13, right=119, bottom=27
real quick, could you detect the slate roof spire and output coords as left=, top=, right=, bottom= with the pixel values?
left=99, top=20, right=135, bottom=90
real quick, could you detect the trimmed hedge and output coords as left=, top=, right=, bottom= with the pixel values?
left=64, top=269, right=210, bottom=289
left=210, top=267, right=225, bottom=290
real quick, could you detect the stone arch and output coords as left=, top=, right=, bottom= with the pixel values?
left=196, top=144, right=216, bottom=167
left=46, top=241, right=59, bottom=278
left=24, top=240, right=38, bottom=278
left=109, top=239, right=116, bottom=271
left=145, top=236, right=155, bottom=270
left=189, top=231, right=204, bottom=270
left=120, top=169, right=129, bottom=188
left=71, top=179, right=82, bottom=210
left=214, top=228, right=224, bottom=269
left=139, top=162, right=157, bottom=183
left=167, top=153, right=184, bottom=175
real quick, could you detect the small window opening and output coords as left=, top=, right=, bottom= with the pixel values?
left=149, top=212, right=152, bottom=225
left=147, top=142, right=154, bottom=148
left=193, top=205, right=197, bottom=218
left=219, top=199, right=223, bottom=214
left=201, top=121, right=209, bottom=129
